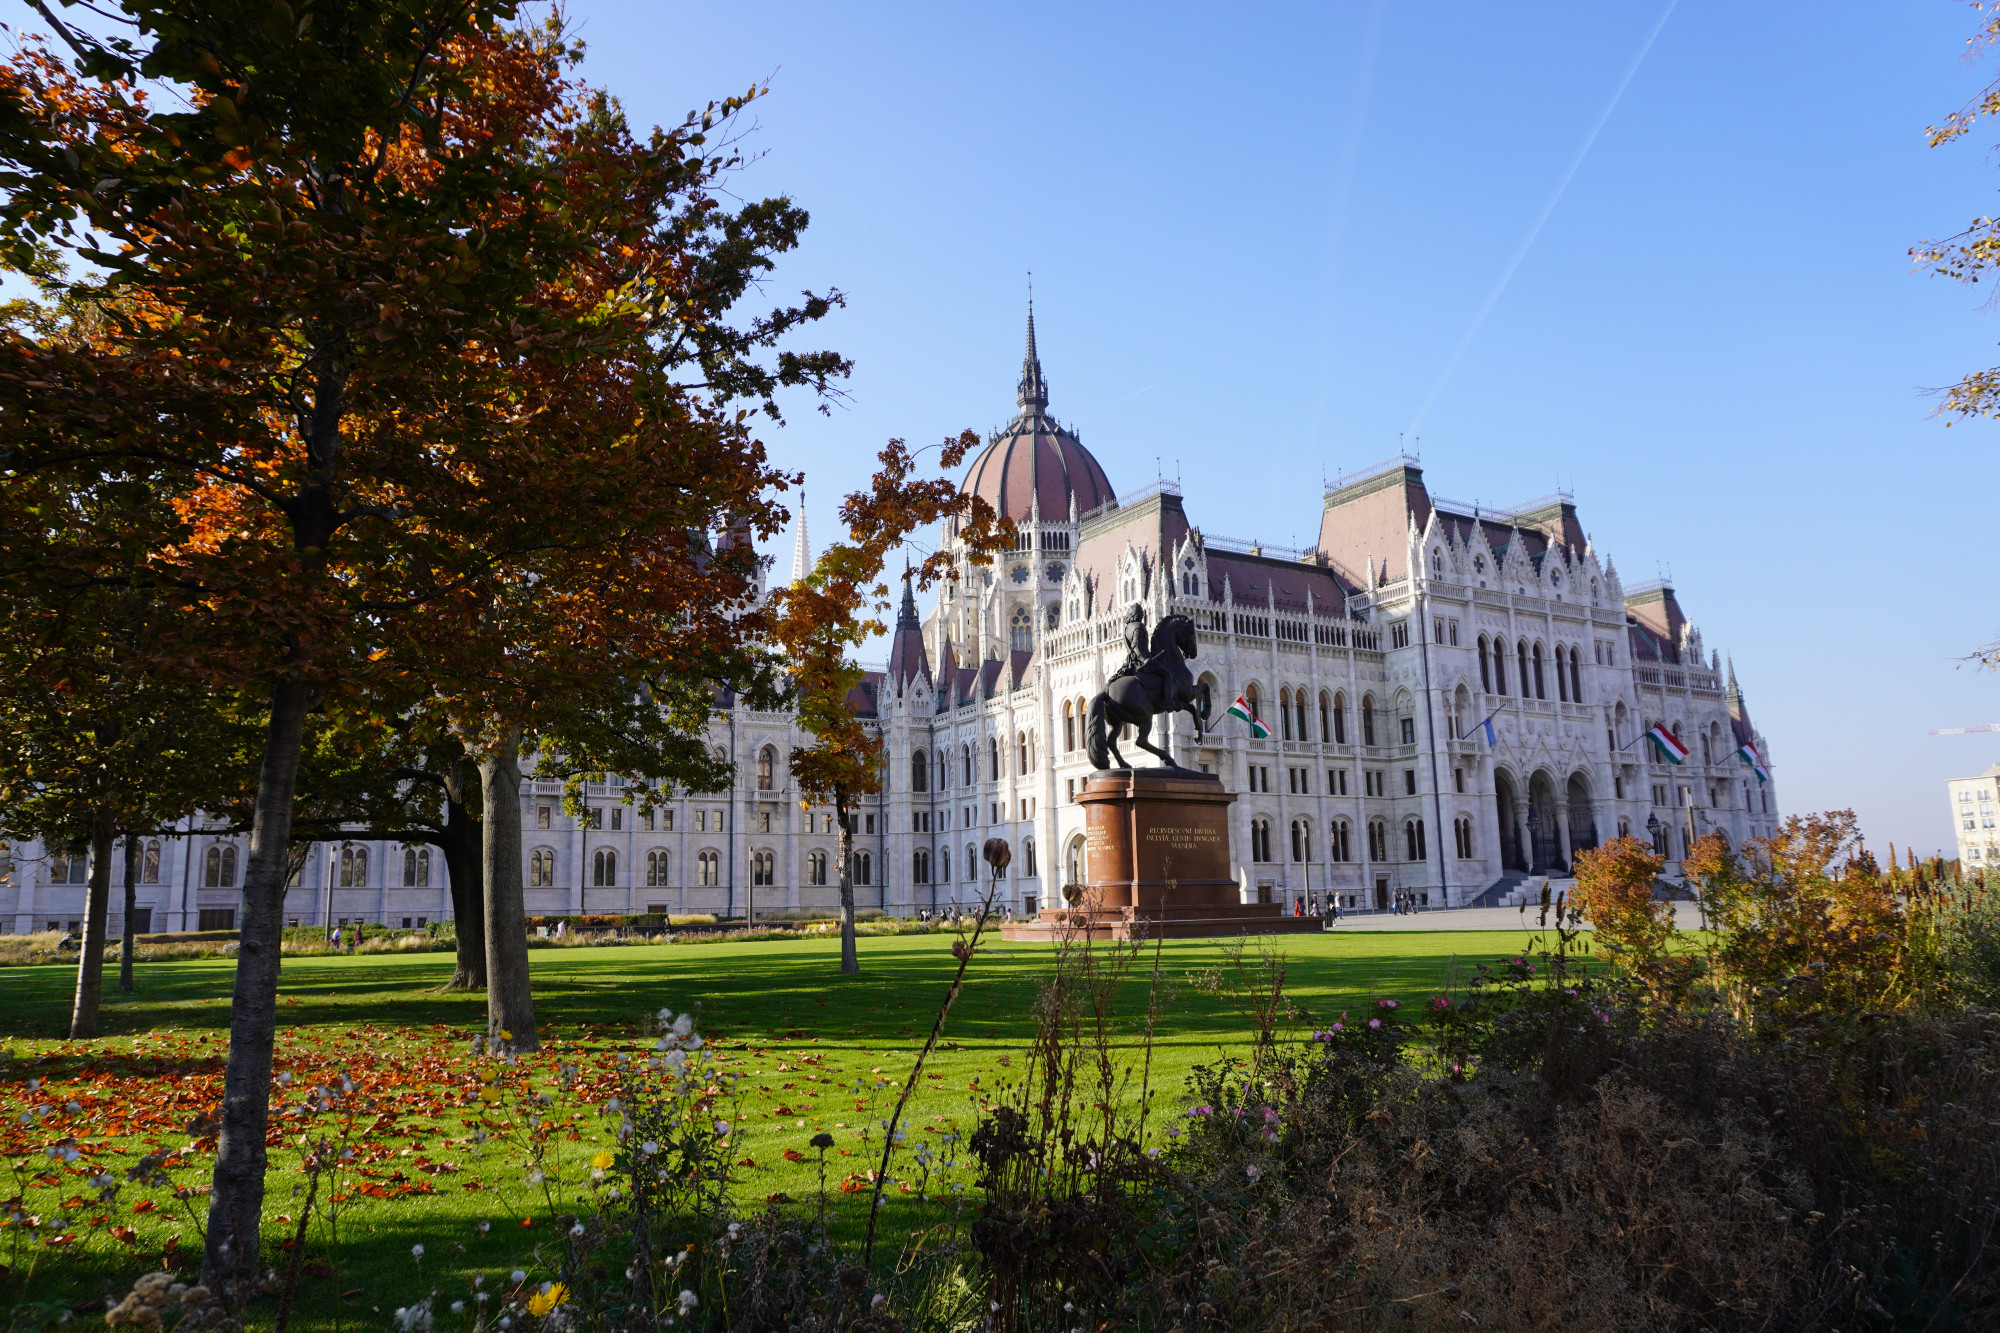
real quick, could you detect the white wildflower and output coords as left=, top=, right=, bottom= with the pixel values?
left=411, top=1243, right=425, bottom=1259
left=672, top=1013, right=693, bottom=1039
left=678, top=1291, right=699, bottom=1314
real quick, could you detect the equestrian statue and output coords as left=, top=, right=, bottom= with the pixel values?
left=1086, top=605, right=1213, bottom=770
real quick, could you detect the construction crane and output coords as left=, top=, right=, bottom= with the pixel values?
left=1931, top=724, right=2000, bottom=735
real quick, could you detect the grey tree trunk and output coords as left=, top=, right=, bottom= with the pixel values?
left=836, top=794, right=858, bottom=975
left=203, top=675, right=312, bottom=1301
left=480, top=729, right=537, bottom=1050
left=69, top=808, right=116, bottom=1038
left=119, top=831, right=138, bottom=994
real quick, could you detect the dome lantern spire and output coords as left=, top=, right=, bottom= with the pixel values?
left=1016, top=290, right=1048, bottom=419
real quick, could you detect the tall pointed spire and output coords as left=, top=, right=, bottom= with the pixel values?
left=886, top=563, right=930, bottom=689
left=788, top=492, right=811, bottom=585
left=896, top=562, right=920, bottom=630
left=1726, top=656, right=1744, bottom=714
left=1016, top=290, right=1048, bottom=418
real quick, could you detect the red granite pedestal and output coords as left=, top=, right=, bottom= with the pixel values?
left=1001, top=768, right=1323, bottom=941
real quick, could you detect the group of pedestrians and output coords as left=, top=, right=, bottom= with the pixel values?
left=915, top=904, right=1014, bottom=926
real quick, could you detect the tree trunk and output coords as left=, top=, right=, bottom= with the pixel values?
left=480, top=728, right=537, bottom=1051
left=439, top=743, right=486, bottom=989
left=441, top=794, right=486, bottom=989
left=119, top=831, right=138, bottom=994
left=203, top=675, right=312, bottom=1302
left=69, top=807, right=117, bottom=1038
left=836, top=793, right=858, bottom=975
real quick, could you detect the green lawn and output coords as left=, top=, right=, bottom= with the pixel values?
left=3, top=927, right=1566, bottom=1326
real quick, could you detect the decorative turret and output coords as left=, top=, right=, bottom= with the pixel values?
left=887, top=566, right=931, bottom=691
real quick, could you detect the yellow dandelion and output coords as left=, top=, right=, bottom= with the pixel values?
left=591, top=1151, right=615, bottom=1170
left=526, top=1282, right=568, bottom=1317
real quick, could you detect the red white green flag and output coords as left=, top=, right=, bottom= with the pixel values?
left=1645, top=723, right=1689, bottom=765
left=1737, top=741, right=1770, bottom=783
left=1225, top=694, right=1271, bottom=739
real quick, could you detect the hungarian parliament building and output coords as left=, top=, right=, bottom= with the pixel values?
left=1, top=315, right=1777, bottom=933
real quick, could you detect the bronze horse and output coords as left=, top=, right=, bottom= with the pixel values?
left=1086, top=611, right=1212, bottom=770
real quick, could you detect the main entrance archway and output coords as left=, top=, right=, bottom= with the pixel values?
left=1494, top=770, right=1526, bottom=871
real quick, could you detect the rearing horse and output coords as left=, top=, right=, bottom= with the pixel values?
left=1086, top=612, right=1212, bottom=770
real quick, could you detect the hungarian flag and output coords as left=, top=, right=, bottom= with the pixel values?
left=1225, top=695, right=1271, bottom=739
left=1645, top=723, right=1689, bottom=765
left=1737, top=741, right=1769, bottom=783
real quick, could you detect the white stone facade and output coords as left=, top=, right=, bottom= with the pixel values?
left=0, top=320, right=1780, bottom=930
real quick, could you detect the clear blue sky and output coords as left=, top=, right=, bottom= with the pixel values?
left=566, top=0, right=2000, bottom=857
left=11, top=1, right=1993, bottom=854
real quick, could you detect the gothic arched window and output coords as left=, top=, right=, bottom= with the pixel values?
left=593, top=848, right=617, bottom=887
left=1361, top=695, right=1376, bottom=747
left=910, top=750, right=928, bottom=793
left=530, top=848, right=554, bottom=887
left=757, top=745, right=777, bottom=791
left=807, top=850, right=827, bottom=885
left=1278, top=687, right=1293, bottom=740
left=1009, top=606, right=1031, bottom=654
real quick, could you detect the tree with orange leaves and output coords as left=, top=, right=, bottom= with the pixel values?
left=1692, top=811, right=1912, bottom=1023
left=767, top=433, right=1007, bottom=974
left=0, top=4, right=841, bottom=1298
left=1570, top=835, right=1684, bottom=999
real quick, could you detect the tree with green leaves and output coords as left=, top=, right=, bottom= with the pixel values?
left=0, top=543, right=254, bottom=1038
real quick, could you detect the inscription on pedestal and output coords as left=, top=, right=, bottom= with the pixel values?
left=1079, top=769, right=1238, bottom=908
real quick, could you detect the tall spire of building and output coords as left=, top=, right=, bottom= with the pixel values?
left=886, top=563, right=931, bottom=689
left=789, top=492, right=811, bottom=585
left=1016, top=289, right=1048, bottom=417
left=896, top=561, right=920, bottom=630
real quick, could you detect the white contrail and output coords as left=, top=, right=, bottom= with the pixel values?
left=1406, top=0, right=1680, bottom=437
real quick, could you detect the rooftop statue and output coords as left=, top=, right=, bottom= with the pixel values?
left=1086, top=606, right=1212, bottom=769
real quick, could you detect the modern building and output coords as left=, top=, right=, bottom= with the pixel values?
left=1949, top=764, right=2000, bottom=870
left=0, top=311, right=1779, bottom=932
